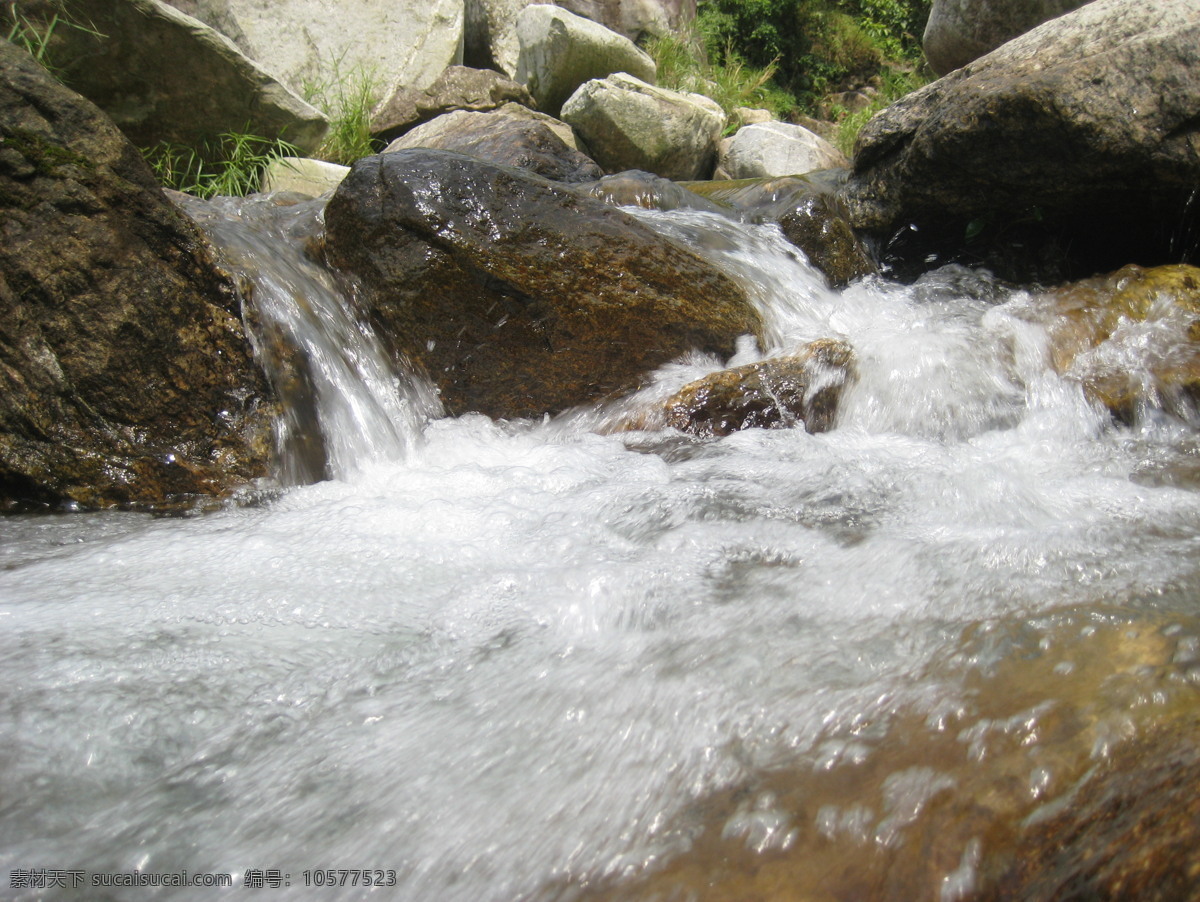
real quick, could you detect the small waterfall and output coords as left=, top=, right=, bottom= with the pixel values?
left=180, top=193, right=443, bottom=484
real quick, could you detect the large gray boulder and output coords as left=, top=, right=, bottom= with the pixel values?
left=163, top=0, right=464, bottom=96
left=322, top=149, right=763, bottom=418
left=19, top=0, right=327, bottom=156
left=717, top=121, right=847, bottom=180
left=0, top=40, right=277, bottom=509
left=561, top=73, right=724, bottom=179
left=923, top=0, right=1089, bottom=75
left=514, top=4, right=656, bottom=116
left=465, top=0, right=693, bottom=75
left=383, top=103, right=602, bottom=182
left=843, top=0, right=1200, bottom=280
left=370, top=65, right=534, bottom=144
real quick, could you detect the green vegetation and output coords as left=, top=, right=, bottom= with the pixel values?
left=301, top=63, right=383, bottom=165
left=143, top=132, right=299, bottom=198
left=647, top=0, right=932, bottom=145
left=5, top=1, right=102, bottom=74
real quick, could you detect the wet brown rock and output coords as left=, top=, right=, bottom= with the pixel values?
left=322, top=149, right=763, bottom=419
left=1027, top=264, right=1200, bottom=421
left=0, top=41, right=276, bottom=509
left=687, top=176, right=877, bottom=288
left=658, top=339, right=856, bottom=436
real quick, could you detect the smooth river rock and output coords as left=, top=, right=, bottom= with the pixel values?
left=0, top=40, right=277, bottom=509
left=321, top=149, right=763, bottom=419
left=923, top=0, right=1088, bottom=75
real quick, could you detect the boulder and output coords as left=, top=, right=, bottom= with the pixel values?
left=370, top=66, right=534, bottom=144
left=843, top=0, right=1200, bottom=283
left=261, top=156, right=349, bottom=196
left=655, top=339, right=856, bottom=436
left=383, top=105, right=602, bottom=182
left=321, top=149, right=763, bottom=418
left=164, top=0, right=464, bottom=96
left=561, top=73, right=724, bottom=180
left=717, top=121, right=847, bottom=180
left=17, top=0, right=327, bottom=157
left=685, top=176, right=877, bottom=288
left=923, top=0, right=1089, bottom=75
left=465, top=0, right=692, bottom=76
left=1019, top=264, right=1200, bottom=422
left=514, top=4, right=656, bottom=116
left=0, top=41, right=277, bottom=509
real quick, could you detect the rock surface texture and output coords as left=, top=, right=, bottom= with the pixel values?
left=322, top=149, right=762, bottom=419
left=514, top=4, right=657, bottom=116
left=844, top=0, right=1200, bottom=280
left=0, top=42, right=277, bottom=508
left=22, top=0, right=328, bottom=157
left=717, top=121, right=847, bottom=180
left=923, top=0, right=1089, bottom=75
left=165, top=0, right=464, bottom=95
left=561, top=73, right=724, bottom=180
left=383, top=105, right=602, bottom=182
left=370, top=66, right=535, bottom=144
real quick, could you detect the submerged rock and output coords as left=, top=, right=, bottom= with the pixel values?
left=322, top=149, right=763, bottom=419
left=383, top=104, right=602, bottom=183
left=844, top=0, right=1200, bottom=282
left=575, top=170, right=726, bottom=213
left=0, top=41, right=277, bottom=509
left=1026, top=264, right=1200, bottom=421
left=655, top=339, right=856, bottom=436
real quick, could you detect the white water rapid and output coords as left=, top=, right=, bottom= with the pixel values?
left=2, top=195, right=1199, bottom=901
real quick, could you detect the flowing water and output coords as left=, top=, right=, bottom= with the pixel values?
left=2, top=193, right=1200, bottom=901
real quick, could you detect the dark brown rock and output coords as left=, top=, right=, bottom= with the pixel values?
left=658, top=339, right=856, bottom=436
left=322, top=149, right=763, bottom=419
left=0, top=40, right=276, bottom=509
left=384, top=105, right=602, bottom=183
left=842, top=0, right=1200, bottom=283
left=370, top=65, right=536, bottom=144
left=688, top=176, right=877, bottom=288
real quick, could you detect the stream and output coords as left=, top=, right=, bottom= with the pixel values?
left=2, top=192, right=1199, bottom=900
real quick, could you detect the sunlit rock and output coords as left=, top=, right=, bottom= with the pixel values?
left=370, top=66, right=535, bottom=145
left=514, top=4, right=656, bottom=116
left=0, top=41, right=277, bottom=509
left=575, top=170, right=726, bottom=213
left=650, top=339, right=856, bottom=437
left=717, top=121, right=846, bottom=180
left=260, top=156, right=349, bottom=196
left=383, top=104, right=602, bottom=183
left=1025, top=264, right=1200, bottom=421
left=561, top=73, right=724, bottom=180
left=322, top=149, right=762, bottom=419
left=923, top=0, right=1089, bottom=75
left=164, top=0, right=464, bottom=96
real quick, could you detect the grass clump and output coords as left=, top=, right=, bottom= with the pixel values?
left=301, top=63, right=382, bottom=165
left=143, top=131, right=299, bottom=198
left=5, top=1, right=102, bottom=74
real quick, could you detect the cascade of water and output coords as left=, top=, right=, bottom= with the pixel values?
left=180, top=194, right=442, bottom=484
left=0, top=196, right=1198, bottom=902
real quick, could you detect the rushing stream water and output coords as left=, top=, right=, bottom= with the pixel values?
left=2, top=192, right=1200, bottom=900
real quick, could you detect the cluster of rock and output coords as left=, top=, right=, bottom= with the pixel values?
left=4, top=0, right=1200, bottom=512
